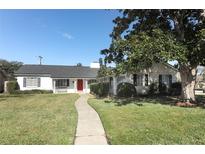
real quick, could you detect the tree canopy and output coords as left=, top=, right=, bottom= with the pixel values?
left=101, top=9, right=205, bottom=101
left=101, top=10, right=205, bottom=72
left=0, top=59, right=23, bottom=80
left=97, top=58, right=113, bottom=78
left=76, top=63, right=82, bottom=66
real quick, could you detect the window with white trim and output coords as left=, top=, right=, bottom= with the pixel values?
left=55, top=79, right=69, bottom=88
left=133, top=74, right=143, bottom=86
left=162, top=75, right=169, bottom=85
left=24, top=77, right=40, bottom=88
left=159, top=74, right=172, bottom=86
left=133, top=74, right=149, bottom=86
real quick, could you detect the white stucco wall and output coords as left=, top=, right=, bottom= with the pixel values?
left=17, top=76, right=93, bottom=93
left=111, top=63, right=181, bottom=95
left=17, top=76, right=53, bottom=91
left=83, top=79, right=91, bottom=93
left=53, top=78, right=91, bottom=93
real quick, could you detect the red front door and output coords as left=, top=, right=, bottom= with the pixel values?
left=77, top=79, right=83, bottom=91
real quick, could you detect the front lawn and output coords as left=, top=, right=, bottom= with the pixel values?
left=0, top=93, right=79, bottom=144
left=88, top=97, right=205, bottom=144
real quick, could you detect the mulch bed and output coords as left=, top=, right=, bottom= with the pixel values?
left=175, top=101, right=197, bottom=107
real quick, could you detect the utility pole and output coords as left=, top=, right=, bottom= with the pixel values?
left=38, top=56, right=43, bottom=65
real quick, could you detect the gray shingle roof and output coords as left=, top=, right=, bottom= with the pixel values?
left=15, top=65, right=99, bottom=78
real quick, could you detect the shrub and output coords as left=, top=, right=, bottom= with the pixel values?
left=117, top=82, right=136, bottom=98
left=148, top=82, right=158, bottom=95
left=90, top=82, right=109, bottom=97
left=159, top=83, right=167, bottom=95
left=90, top=83, right=98, bottom=95
left=169, top=82, right=182, bottom=96
left=6, top=81, right=20, bottom=94
left=14, top=89, right=53, bottom=94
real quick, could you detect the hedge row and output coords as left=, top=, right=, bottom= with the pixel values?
left=116, top=82, right=182, bottom=97
left=90, top=81, right=182, bottom=98
left=14, top=89, right=53, bottom=94
left=5, top=81, right=53, bottom=94
left=149, top=82, right=182, bottom=96
left=90, top=82, right=109, bottom=97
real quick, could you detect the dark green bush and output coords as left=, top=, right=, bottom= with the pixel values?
left=117, top=82, right=136, bottom=98
left=90, top=83, right=98, bottom=95
left=6, top=81, right=20, bottom=94
left=168, top=82, right=182, bottom=96
left=148, top=82, right=158, bottom=95
left=13, top=89, right=53, bottom=94
left=90, top=82, right=109, bottom=97
left=159, top=83, right=167, bottom=95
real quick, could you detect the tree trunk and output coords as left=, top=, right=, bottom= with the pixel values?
left=179, top=65, right=197, bottom=102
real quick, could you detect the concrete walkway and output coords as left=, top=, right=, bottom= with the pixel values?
left=74, top=94, right=108, bottom=145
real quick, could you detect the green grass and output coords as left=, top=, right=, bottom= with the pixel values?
left=88, top=97, right=205, bottom=144
left=0, top=93, right=79, bottom=144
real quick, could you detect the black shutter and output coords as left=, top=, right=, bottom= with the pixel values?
left=169, top=75, right=172, bottom=87
left=133, top=74, right=137, bottom=86
left=23, top=78, right=26, bottom=87
left=145, top=74, right=148, bottom=86
left=136, top=74, right=139, bottom=86
left=109, top=77, right=113, bottom=86
left=37, top=78, right=41, bottom=87
left=159, top=75, right=162, bottom=86
left=67, top=79, right=69, bottom=86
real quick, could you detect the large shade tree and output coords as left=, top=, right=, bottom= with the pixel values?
left=101, top=9, right=205, bottom=101
left=0, top=59, right=23, bottom=80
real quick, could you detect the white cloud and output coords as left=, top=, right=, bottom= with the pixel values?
left=61, top=32, right=73, bottom=40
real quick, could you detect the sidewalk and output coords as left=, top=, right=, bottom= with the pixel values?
left=74, top=94, right=108, bottom=145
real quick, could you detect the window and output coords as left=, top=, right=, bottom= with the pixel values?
left=159, top=74, right=172, bottom=86
left=23, top=77, right=40, bottom=87
left=133, top=74, right=143, bottom=86
left=56, top=79, right=69, bottom=87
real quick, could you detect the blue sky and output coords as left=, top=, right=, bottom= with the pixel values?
left=0, top=10, right=120, bottom=66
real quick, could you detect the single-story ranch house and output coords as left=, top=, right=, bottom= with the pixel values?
left=15, top=62, right=99, bottom=93
left=98, top=63, right=181, bottom=95
left=15, top=62, right=181, bottom=94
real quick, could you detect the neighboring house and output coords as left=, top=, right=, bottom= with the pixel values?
left=195, top=73, right=205, bottom=93
left=0, top=69, right=7, bottom=93
left=98, top=63, right=181, bottom=95
left=15, top=63, right=99, bottom=93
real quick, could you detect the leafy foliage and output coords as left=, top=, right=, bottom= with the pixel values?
left=90, top=82, right=110, bottom=97
left=6, top=81, right=20, bottom=94
left=148, top=82, right=158, bottom=95
left=102, top=29, right=187, bottom=72
left=168, top=82, right=182, bottom=96
left=103, top=9, right=205, bottom=67
left=101, top=10, right=205, bottom=100
left=0, top=59, right=23, bottom=80
left=159, top=83, right=168, bottom=95
left=117, top=82, right=137, bottom=98
left=97, top=58, right=113, bottom=77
